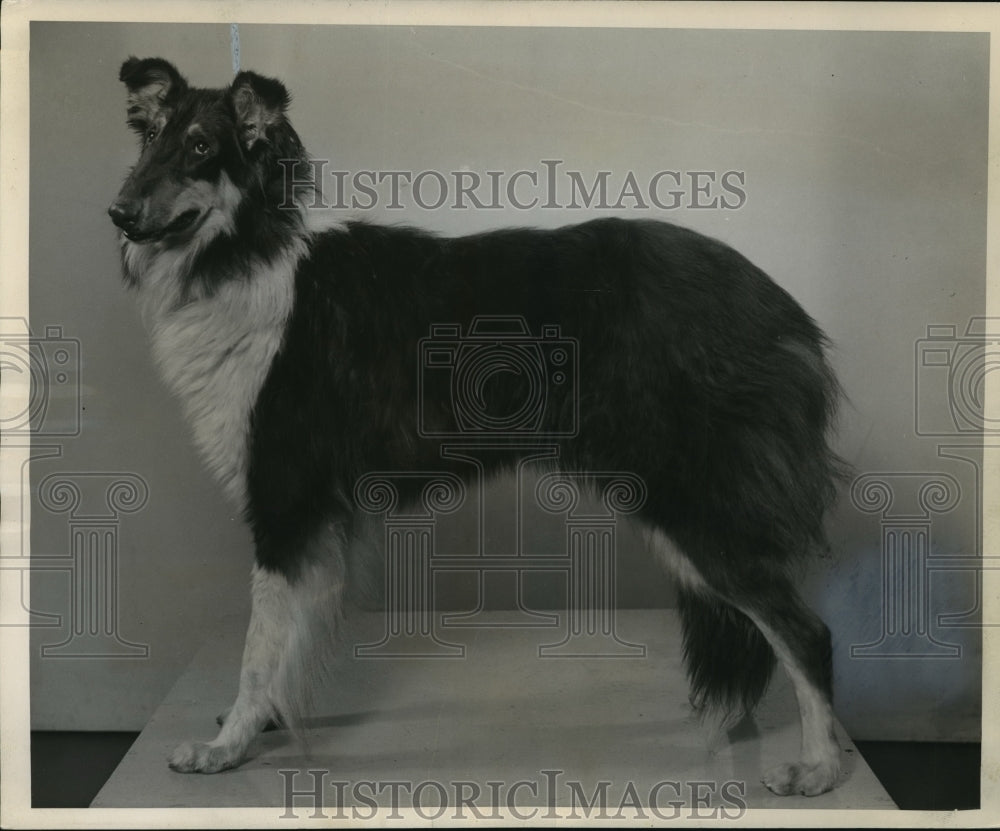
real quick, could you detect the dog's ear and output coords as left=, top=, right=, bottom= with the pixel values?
left=119, top=57, right=188, bottom=134
left=230, top=71, right=291, bottom=150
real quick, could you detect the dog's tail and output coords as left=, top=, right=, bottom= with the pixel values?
left=677, top=588, right=777, bottom=720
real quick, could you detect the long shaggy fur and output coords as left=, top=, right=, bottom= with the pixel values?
left=109, top=57, right=846, bottom=795
left=678, top=588, right=777, bottom=718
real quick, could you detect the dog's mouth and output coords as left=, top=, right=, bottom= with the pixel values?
left=123, top=209, right=204, bottom=243
left=165, top=208, right=203, bottom=235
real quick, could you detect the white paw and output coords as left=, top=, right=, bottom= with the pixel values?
left=168, top=740, right=243, bottom=774
left=762, top=760, right=839, bottom=796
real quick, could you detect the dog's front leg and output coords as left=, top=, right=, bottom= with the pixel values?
left=169, top=555, right=342, bottom=773
left=168, top=565, right=291, bottom=773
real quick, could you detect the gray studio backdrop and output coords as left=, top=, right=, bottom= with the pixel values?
left=27, top=23, right=985, bottom=742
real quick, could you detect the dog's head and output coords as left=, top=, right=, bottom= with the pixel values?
left=108, top=57, right=303, bottom=246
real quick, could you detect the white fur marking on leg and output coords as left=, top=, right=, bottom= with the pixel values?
left=644, top=527, right=708, bottom=591
left=169, top=539, right=345, bottom=774
left=170, top=564, right=290, bottom=773
left=745, top=612, right=841, bottom=796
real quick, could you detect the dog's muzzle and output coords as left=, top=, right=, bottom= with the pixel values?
left=108, top=199, right=145, bottom=240
left=108, top=199, right=201, bottom=243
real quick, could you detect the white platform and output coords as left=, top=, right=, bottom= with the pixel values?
left=93, top=610, right=895, bottom=813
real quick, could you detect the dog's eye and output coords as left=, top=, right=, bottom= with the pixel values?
left=145, top=127, right=157, bottom=144
left=192, top=140, right=211, bottom=156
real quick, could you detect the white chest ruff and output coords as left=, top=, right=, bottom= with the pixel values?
left=132, top=241, right=304, bottom=508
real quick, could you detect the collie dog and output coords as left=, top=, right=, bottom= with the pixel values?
left=109, top=57, right=845, bottom=796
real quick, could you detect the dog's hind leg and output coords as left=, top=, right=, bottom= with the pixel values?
left=705, top=562, right=840, bottom=796
left=649, top=529, right=839, bottom=795
left=648, top=530, right=777, bottom=722
left=738, top=589, right=840, bottom=796
left=169, top=536, right=344, bottom=774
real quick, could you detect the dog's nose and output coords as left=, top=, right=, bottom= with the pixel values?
left=108, top=200, right=140, bottom=230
